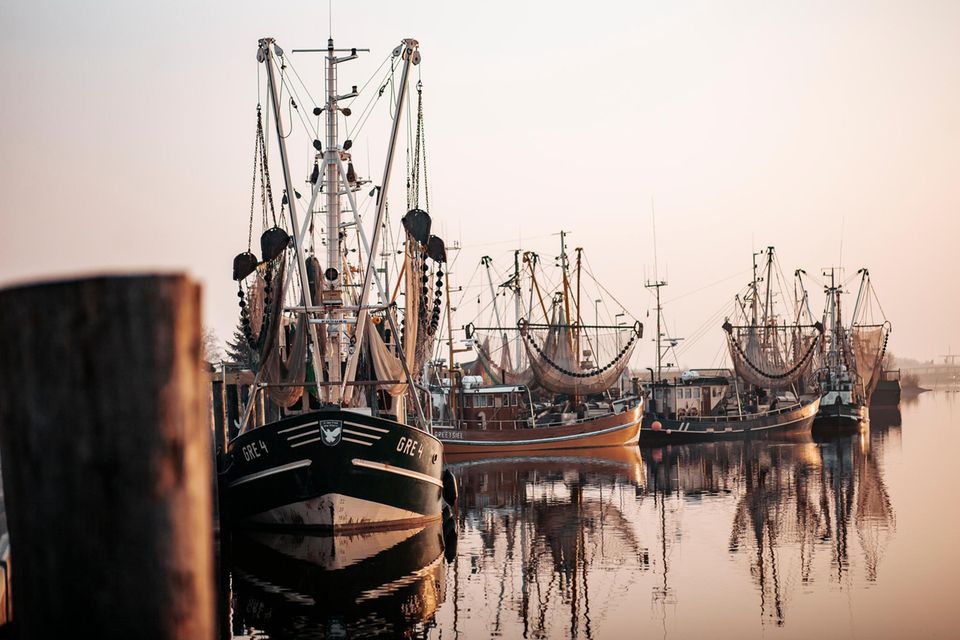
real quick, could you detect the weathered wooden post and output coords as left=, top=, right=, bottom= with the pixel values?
left=0, top=274, right=214, bottom=638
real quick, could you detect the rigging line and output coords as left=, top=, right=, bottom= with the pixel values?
left=345, top=62, right=395, bottom=140
left=458, top=233, right=557, bottom=249
left=579, top=257, right=634, bottom=321
left=772, top=253, right=796, bottom=322
left=272, top=58, right=297, bottom=140
left=285, top=87, right=318, bottom=143
left=283, top=55, right=319, bottom=113
left=278, top=72, right=319, bottom=139
left=709, top=334, right=727, bottom=370
left=388, top=56, right=398, bottom=120
left=277, top=91, right=296, bottom=140
left=674, top=297, right=739, bottom=357
left=872, top=284, right=888, bottom=324
left=345, top=52, right=392, bottom=108
left=662, top=268, right=751, bottom=305
left=453, top=260, right=483, bottom=312
left=770, top=254, right=790, bottom=322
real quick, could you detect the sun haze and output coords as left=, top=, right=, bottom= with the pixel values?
left=1, top=1, right=957, bottom=366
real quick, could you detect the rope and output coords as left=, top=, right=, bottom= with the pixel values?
left=283, top=55, right=320, bottom=114
left=347, top=62, right=395, bottom=142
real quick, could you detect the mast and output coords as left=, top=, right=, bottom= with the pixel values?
left=320, top=38, right=360, bottom=402
left=824, top=267, right=840, bottom=369
left=260, top=38, right=325, bottom=391
left=645, top=278, right=667, bottom=381
left=513, top=249, right=523, bottom=369
left=481, top=256, right=505, bottom=335
left=525, top=252, right=549, bottom=321
left=575, top=247, right=583, bottom=366
left=750, top=250, right=761, bottom=327
left=763, top=247, right=775, bottom=328
left=559, top=231, right=572, bottom=329
left=445, top=269, right=457, bottom=420
left=850, top=268, right=870, bottom=325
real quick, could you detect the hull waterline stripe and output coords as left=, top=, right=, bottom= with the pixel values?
left=352, top=458, right=444, bottom=487
left=342, top=437, right=373, bottom=446
left=436, top=418, right=640, bottom=447
left=278, top=421, right=318, bottom=435
left=228, top=459, right=311, bottom=487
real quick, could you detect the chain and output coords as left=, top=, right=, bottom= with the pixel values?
left=247, top=106, right=261, bottom=251
left=730, top=332, right=820, bottom=380
left=411, top=84, right=423, bottom=209
left=419, top=82, right=430, bottom=213
left=255, top=109, right=278, bottom=228
left=522, top=329, right=636, bottom=378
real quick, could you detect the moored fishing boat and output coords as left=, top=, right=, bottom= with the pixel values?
left=641, top=247, right=823, bottom=444
left=870, top=369, right=902, bottom=407
left=641, top=374, right=820, bottom=445
left=433, top=235, right=643, bottom=453
left=220, top=37, right=454, bottom=531
left=812, top=268, right=890, bottom=434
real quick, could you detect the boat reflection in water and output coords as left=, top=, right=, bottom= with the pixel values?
left=643, top=429, right=895, bottom=628
left=228, top=520, right=447, bottom=638
left=443, top=447, right=647, bottom=639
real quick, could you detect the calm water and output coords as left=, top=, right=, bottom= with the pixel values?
left=225, top=391, right=960, bottom=639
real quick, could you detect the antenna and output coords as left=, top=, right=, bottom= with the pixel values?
left=644, top=278, right=668, bottom=381
left=839, top=214, right=846, bottom=273
left=651, top=197, right=659, bottom=282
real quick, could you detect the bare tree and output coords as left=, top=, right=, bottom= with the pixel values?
left=202, top=327, right=222, bottom=366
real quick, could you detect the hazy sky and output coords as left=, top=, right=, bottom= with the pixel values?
left=1, top=1, right=958, bottom=367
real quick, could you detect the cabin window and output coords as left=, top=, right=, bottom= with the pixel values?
left=464, top=395, right=472, bottom=408
left=510, top=394, right=517, bottom=406
left=494, top=395, right=503, bottom=408
left=684, top=388, right=691, bottom=399
left=694, top=388, right=700, bottom=398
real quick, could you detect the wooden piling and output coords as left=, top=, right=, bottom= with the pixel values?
left=0, top=274, right=214, bottom=639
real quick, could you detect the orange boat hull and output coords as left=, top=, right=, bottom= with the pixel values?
left=434, top=405, right=642, bottom=454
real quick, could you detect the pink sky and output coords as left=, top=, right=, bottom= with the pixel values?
left=1, top=1, right=957, bottom=367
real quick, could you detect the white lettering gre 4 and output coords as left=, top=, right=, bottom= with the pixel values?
left=396, top=437, right=423, bottom=458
